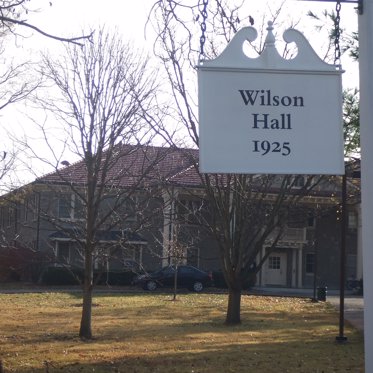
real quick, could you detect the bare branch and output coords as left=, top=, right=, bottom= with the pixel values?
left=0, top=15, right=94, bottom=45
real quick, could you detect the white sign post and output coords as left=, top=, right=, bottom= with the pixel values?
left=358, top=1, right=373, bottom=372
left=198, top=22, right=344, bottom=175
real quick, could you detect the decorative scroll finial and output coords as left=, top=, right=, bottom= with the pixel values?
left=265, top=21, right=275, bottom=47
left=198, top=21, right=340, bottom=72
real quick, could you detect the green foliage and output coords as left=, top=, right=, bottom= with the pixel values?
left=307, top=9, right=360, bottom=156
left=307, top=8, right=359, bottom=64
left=343, top=31, right=359, bottom=61
left=343, top=88, right=360, bottom=156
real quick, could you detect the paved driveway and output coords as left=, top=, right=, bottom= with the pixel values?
left=251, top=287, right=364, bottom=332
left=328, top=295, right=364, bottom=332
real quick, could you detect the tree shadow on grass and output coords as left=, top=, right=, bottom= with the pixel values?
left=9, top=335, right=364, bottom=373
left=1, top=293, right=364, bottom=372
left=8, top=302, right=361, bottom=347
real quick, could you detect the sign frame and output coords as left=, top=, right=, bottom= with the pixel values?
left=198, top=21, right=345, bottom=175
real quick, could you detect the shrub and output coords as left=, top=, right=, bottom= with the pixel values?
left=213, top=270, right=257, bottom=289
left=0, top=246, right=52, bottom=283
left=40, top=266, right=83, bottom=285
left=94, top=271, right=137, bottom=286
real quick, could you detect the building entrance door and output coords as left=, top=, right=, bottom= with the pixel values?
left=265, top=252, right=287, bottom=286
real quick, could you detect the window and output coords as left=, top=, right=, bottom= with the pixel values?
left=109, top=245, right=143, bottom=271
left=348, top=212, right=358, bottom=229
left=73, top=195, right=85, bottom=220
left=8, top=207, right=14, bottom=227
left=58, top=195, right=71, bottom=219
left=57, top=242, right=70, bottom=263
left=102, top=195, right=136, bottom=222
left=122, top=198, right=136, bottom=221
left=58, top=194, right=85, bottom=220
left=187, top=246, right=200, bottom=268
left=268, top=256, right=281, bottom=270
left=305, top=253, right=315, bottom=274
left=123, top=246, right=143, bottom=265
left=307, top=212, right=316, bottom=228
left=178, top=199, right=206, bottom=223
left=346, top=254, right=357, bottom=278
left=23, top=199, right=29, bottom=221
left=32, top=194, right=40, bottom=220
left=293, top=176, right=305, bottom=188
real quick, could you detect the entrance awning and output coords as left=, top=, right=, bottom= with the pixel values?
left=49, top=229, right=147, bottom=245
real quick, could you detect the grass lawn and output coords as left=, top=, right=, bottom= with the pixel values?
left=0, top=291, right=364, bottom=372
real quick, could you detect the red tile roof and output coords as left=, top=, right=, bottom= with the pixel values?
left=36, top=144, right=201, bottom=188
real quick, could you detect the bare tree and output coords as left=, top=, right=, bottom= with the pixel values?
left=149, top=0, right=333, bottom=324
left=0, top=0, right=94, bottom=193
left=0, top=0, right=92, bottom=45
left=25, top=27, right=163, bottom=339
left=0, top=53, right=38, bottom=112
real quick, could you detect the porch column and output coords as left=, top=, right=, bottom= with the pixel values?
left=291, top=248, right=297, bottom=287
left=297, top=246, right=303, bottom=288
left=356, top=203, right=363, bottom=280
left=162, top=189, right=172, bottom=267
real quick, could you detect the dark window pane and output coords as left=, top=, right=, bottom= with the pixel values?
left=306, top=253, right=315, bottom=274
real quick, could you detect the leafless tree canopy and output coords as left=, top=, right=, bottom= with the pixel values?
left=31, top=27, right=161, bottom=339
left=0, top=0, right=92, bottom=45
left=38, top=28, right=158, bottom=163
left=149, top=0, right=331, bottom=324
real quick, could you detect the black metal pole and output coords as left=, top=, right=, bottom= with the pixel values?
left=312, top=240, right=318, bottom=302
left=295, top=1, right=363, bottom=15
left=336, top=172, right=348, bottom=343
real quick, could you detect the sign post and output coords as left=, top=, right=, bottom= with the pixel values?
left=358, top=1, right=373, bottom=371
left=198, top=5, right=371, bottom=372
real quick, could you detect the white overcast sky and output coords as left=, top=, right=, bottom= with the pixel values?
left=21, top=0, right=359, bottom=81
left=1, top=0, right=360, bottom=188
left=21, top=0, right=154, bottom=52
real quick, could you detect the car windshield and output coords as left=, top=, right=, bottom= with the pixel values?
left=160, top=266, right=175, bottom=275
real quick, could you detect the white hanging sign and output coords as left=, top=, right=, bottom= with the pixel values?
left=198, top=22, right=344, bottom=175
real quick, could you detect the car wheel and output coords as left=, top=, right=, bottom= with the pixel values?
left=192, top=281, right=203, bottom=292
left=146, top=280, right=157, bottom=291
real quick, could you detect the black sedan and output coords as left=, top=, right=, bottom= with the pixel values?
left=134, top=265, right=213, bottom=292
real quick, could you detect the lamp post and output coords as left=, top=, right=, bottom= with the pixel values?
left=336, top=171, right=348, bottom=343
left=297, top=1, right=369, bottom=369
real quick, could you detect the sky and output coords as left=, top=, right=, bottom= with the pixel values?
left=20, top=0, right=154, bottom=53
left=1, top=0, right=360, bottom=189
left=19, top=0, right=359, bottom=85
left=29, top=1, right=151, bottom=39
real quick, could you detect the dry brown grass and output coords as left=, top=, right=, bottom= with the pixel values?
left=0, top=291, right=364, bottom=372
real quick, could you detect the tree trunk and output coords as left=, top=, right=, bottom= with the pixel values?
left=225, top=287, right=242, bottom=325
left=172, top=266, right=178, bottom=301
left=79, top=249, right=93, bottom=339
